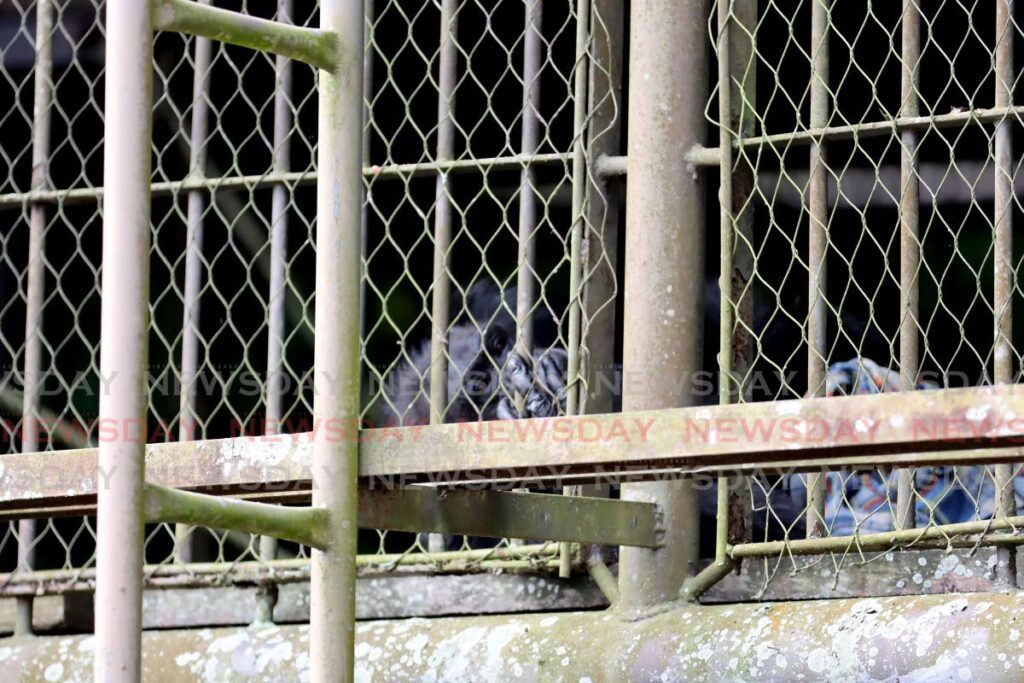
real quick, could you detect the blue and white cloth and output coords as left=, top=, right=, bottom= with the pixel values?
left=786, top=359, right=1022, bottom=536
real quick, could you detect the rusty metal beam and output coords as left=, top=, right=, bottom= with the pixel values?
left=358, top=486, right=660, bottom=548
left=4, top=592, right=1024, bottom=680
left=1, top=386, right=1023, bottom=511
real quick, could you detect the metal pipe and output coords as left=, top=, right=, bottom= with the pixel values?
left=579, top=0, right=624, bottom=417
left=730, top=512, right=1024, bottom=559
left=516, top=0, right=543, bottom=379
left=425, top=0, right=459, bottom=554
left=175, top=0, right=214, bottom=567
left=0, top=152, right=575, bottom=209
left=559, top=0, right=589, bottom=578
left=16, top=0, right=56, bottom=637
left=94, top=1, right=154, bottom=679
left=153, top=0, right=339, bottom=72
left=144, top=484, right=328, bottom=549
left=259, top=0, right=296, bottom=616
left=993, top=0, right=1016, bottom=587
left=805, top=0, right=831, bottom=539
left=715, top=0, right=735, bottom=571
left=618, top=0, right=707, bottom=613
left=310, top=0, right=364, bottom=678
left=895, top=0, right=922, bottom=533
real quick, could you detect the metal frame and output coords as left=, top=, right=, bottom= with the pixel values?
left=0, top=0, right=1021, bottom=674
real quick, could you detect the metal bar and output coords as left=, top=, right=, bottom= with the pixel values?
left=618, top=0, right=707, bottom=613
left=4, top=386, right=1024, bottom=510
left=427, top=0, right=458, bottom=425
left=259, top=0, right=296, bottom=610
left=895, top=0, right=922, bottom=533
left=175, top=0, right=214, bottom=566
left=516, top=0, right=543, bottom=412
left=153, top=0, right=339, bottom=71
left=94, top=0, right=154, bottom=679
left=425, top=0, right=458, bottom=554
left=731, top=513, right=1024, bottom=559
left=728, top=0, right=758, bottom=546
left=714, top=0, right=735, bottom=579
left=579, top=0, right=624, bottom=418
left=558, top=0, right=590, bottom=578
left=16, top=0, right=57, bottom=637
left=360, top=486, right=659, bottom=548
left=144, top=484, right=327, bottom=548
left=310, top=0, right=363, bottom=678
left=564, top=0, right=588, bottom=417
left=0, top=153, right=574, bottom=209
left=993, top=0, right=1017, bottom=587
left=805, top=0, right=831, bottom=539
left=730, top=105, right=1024, bottom=150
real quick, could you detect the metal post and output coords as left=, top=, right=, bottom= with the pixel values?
left=558, top=0, right=590, bottom=576
left=579, top=0, right=625, bottom=418
left=716, top=0, right=736, bottom=571
left=805, top=0, right=830, bottom=539
left=993, top=0, right=1016, bottom=585
left=515, top=0, right=542, bottom=376
left=94, top=0, right=153, bottom=678
left=618, top=0, right=707, bottom=612
left=16, top=0, right=56, bottom=637
left=258, top=0, right=296, bottom=622
left=426, top=0, right=458, bottom=554
left=175, top=0, right=213, bottom=566
left=309, top=0, right=363, bottom=679
left=895, top=0, right=921, bottom=532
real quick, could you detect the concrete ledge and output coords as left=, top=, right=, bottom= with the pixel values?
left=2, top=591, right=1023, bottom=680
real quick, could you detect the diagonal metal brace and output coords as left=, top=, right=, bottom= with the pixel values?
left=153, top=0, right=339, bottom=72
left=144, top=483, right=330, bottom=549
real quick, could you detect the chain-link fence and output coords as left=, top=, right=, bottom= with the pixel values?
left=0, top=0, right=618, bottom=603
left=4, top=0, right=1024, bottom=617
left=711, top=0, right=1024, bottom=593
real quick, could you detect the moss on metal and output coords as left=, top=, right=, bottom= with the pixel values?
left=153, top=0, right=339, bottom=72
left=143, top=483, right=328, bottom=550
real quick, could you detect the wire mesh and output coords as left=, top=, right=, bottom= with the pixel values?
left=0, top=0, right=616, bottom=596
left=711, top=0, right=1024, bottom=592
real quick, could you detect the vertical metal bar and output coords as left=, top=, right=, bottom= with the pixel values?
left=805, top=0, right=830, bottom=539
left=895, top=0, right=921, bottom=532
left=258, top=0, right=296, bottom=622
left=729, top=0, right=757, bottom=543
left=174, top=0, right=213, bottom=566
left=564, top=0, right=587, bottom=417
left=310, top=0, right=363, bottom=678
left=17, top=0, right=56, bottom=636
left=618, top=0, right=707, bottom=612
left=94, top=0, right=153, bottom=678
left=993, top=0, right=1016, bottom=585
left=426, top=0, right=458, bottom=554
left=716, top=0, right=735, bottom=568
left=558, top=0, right=589, bottom=578
left=359, top=0, right=373, bottom=340
left=579, top=0, right=624, bottom=418
left=515, top=0, right=542, bottom=374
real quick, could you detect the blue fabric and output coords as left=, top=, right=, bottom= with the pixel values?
left=785, top=359, right=1019, bottom=535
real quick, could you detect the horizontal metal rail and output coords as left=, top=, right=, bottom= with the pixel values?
left=0, top=153, right=572, bottom=210
left=153, top=0, right=339, bottom=71
left=680, top=105, right=1024, bottom=167
left=729, top=514, right=1024, bottom=559
left=0, top=545, right=561, bottom=597
left=0, top=385, right=1021, bottom=498
left=360, top=486, right=660, bottom=548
